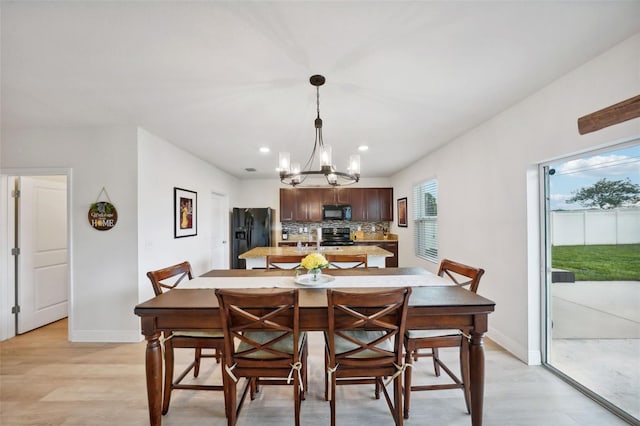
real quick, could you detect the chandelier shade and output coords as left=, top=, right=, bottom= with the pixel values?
left=278, top=75, right=361, bottom=187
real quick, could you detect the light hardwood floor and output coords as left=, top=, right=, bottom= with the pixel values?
left=0, top=319, right=630, bottom=426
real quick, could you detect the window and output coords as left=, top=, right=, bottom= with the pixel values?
left=413, top=179, right=438, bottom=262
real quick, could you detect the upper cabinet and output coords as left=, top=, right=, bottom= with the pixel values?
left=280, top=187, right=393, bottom=222
left=351, top=188, right=393, bottom=222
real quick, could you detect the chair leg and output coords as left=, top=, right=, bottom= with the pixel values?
left=294, top=374, right=301, bottom=426
left=394, top=374, right=403, bottom=426
left=193, top=348, right=202, bottom=377
left=460, top=338, right=471, bottom=414
left=226, top=377, right=237, bottom=426
left=403, top=350, right=412, bottom=419
left=330, top=375, right=337, bottom=426
left=432, top=348, right=441, bottom=376
left=162, top=340, right=175, bottom=415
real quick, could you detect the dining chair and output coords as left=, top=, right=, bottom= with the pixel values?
left=403, top=258, right=485, bottom=419
left=325, top=287, right=412, bottom=426
left=325, top=254, right=368, bottom=268
left=265, top=254, right=306, bottom=270
left=146, top=261, right=226, bottom=416
left=215, top=288, right=308, bottom=426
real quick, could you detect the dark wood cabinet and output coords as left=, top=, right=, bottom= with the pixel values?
left=349, top=188, right=393, bottom=222
left=354, top=241, right=398, bottom=267
left=280, top=188, right=324, bottom=222
left=280, top=187, right=392, bottom=223
left=280, top=188, right=297, bottom=221
left=278, top=242, right=298, bottom=247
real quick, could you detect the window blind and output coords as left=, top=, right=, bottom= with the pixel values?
left=413, top=179, right=438, bottom=262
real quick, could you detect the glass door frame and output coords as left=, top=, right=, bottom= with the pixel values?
left=539, top=139, right=640, bottom=425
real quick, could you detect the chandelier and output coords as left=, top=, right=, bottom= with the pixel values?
left=278, top=75, right=360, bottom=187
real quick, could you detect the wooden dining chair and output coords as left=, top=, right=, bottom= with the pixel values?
left=403, top=259, right=485, bottom=419
left=265, top=254, right=306, bottom=270
left=215, top=288, right=308, bottom=426
left=146, top=261, right=226, bottom=416
left=325, top=254, right=368, bottom=268
left=325, top=287, right=412, bottom=426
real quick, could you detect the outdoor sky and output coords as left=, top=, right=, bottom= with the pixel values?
left=549, top=143, right=640, bottom=211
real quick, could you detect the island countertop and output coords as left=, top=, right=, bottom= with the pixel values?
left=239, top=245, right=393, bottom=259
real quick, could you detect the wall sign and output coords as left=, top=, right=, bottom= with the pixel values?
left=89, top=187, right=118, bottom=231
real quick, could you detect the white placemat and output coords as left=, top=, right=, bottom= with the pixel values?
left=183, top=273, right=451, bottom=289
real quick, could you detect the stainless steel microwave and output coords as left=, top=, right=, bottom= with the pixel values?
left=322, top=205, right=352, bottom=221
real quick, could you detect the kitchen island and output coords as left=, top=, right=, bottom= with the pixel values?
left=238, top=245, right=393, bottom=269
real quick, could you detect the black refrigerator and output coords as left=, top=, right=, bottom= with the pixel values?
left=231, top=207, right=274, bottom=269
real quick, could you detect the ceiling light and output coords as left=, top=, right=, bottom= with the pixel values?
left=278, top=75, right=360, bottom=187
left=259, top=147, right=270, bottom=153
left=358, top=145, right=369, bottom=152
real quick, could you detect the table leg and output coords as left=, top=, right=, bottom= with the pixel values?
left=145, top=332, right=163, bottom=426
left=469, top=329, right=485, bottom=426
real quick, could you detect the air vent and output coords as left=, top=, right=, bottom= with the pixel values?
left=245, top=168, right=257, bottom=172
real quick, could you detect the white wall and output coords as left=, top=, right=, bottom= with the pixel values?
left=1, top=126, right=140, bottom=341
left=137, top=128, right=240, bottom=303
left=391, top=33, right=640, bottom=364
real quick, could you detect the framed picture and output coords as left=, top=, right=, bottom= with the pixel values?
left=174, top=187, right=197, bottom=238
left=397, top=197, right=408, bottom=227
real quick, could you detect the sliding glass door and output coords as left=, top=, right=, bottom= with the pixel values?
left=542, top=142, right=640, bottom=423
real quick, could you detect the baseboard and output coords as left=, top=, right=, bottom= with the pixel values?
left=487, top=328, right=541, bottom=365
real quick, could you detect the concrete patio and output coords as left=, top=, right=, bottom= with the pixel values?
left=551, top=281, right=640, bottom=420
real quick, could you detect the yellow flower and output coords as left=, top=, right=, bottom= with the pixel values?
left=301, top=253, right=329, bottom=271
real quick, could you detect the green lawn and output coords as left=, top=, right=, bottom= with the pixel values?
left=552, top=244, right=640, bottom=281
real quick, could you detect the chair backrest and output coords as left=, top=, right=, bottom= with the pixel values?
left=326, top=287, right=411, bottom=368
left=325, top=254, right=368, bottom=269
left=146, top=261, right=193, bottom=296
left=215, top=288, right=301, bottom=369
left=437, top=259, right=485, bottom=293
left=266, top=255, right=306, bottom=270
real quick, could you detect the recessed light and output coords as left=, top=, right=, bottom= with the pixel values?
left=358, top=145, right=369, bottom=152
left=259, top=147, right=270, bottom=153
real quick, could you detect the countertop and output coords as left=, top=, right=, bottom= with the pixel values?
left=279, top=232, right=398, bottom=245
left=239, top=245, right=394, bottom=259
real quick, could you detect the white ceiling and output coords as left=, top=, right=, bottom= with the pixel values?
left=2, top=1, right=640, bottom=180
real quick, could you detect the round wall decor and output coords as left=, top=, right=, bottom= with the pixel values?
left=88, top=187, right=118, bottom=231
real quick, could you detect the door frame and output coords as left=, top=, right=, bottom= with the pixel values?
left=538, top=138, right=640, bottom=424
left=0, top=168, right=72, bottom=341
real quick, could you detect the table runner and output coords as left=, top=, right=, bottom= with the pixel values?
left=183, top=273, right=451, bottom=289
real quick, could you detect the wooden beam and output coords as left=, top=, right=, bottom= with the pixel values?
left=577, top=94, right=640, bottom=135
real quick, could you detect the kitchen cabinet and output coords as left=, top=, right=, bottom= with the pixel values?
left=279, top=188, right=323, bottom=222
left=350, top=188, right=393, bottom=222
left=280, top=187, right=392, bottom=222
left=278, top=242, right=299, bottom=247
left=279, top=188, right=297, bottom=221
left=355, top=241, right=398, bottom=267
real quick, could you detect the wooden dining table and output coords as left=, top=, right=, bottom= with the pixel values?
left=134, top=267, right=495, bottom=426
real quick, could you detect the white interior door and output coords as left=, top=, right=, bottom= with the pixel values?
left=210, top=193, right=229, bottom=269
left=17, top=176, right=68, bottom=333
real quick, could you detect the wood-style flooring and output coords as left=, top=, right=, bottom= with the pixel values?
left=0, top=319, right=630, bottom=426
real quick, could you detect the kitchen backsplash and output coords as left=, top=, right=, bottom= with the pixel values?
left=281, top=221, right=390, bottom=238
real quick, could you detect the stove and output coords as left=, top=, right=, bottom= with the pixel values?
left=320, top=227, right=354, bottom=246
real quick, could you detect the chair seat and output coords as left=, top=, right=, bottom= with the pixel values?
left=405, top=329, right=462, bottom=339
left=238, top=331, right=307, bottom=359
left=171, top=330, right=224, bottom=338
left=326, top=330, right=393, bottom=358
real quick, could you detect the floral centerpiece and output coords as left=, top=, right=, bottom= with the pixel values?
left=300, top=253, right=329, bottom=281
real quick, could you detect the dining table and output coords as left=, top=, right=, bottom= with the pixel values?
left=134, top=266, right=495, bottom=426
